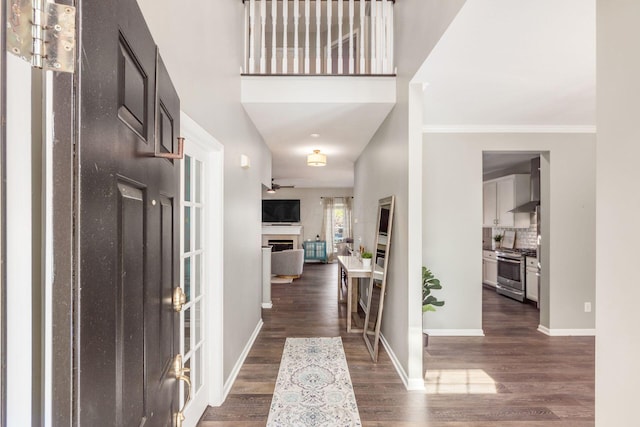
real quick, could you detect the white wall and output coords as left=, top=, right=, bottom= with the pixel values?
left=596, top=1, right=640, bottom=423
left=354, top=0, right=466, bottom=388
left=422, top=133, right=596, bottom=333
left=262, top=187, right=353, bottom=242
left=137, top=0, right=272, bottom=385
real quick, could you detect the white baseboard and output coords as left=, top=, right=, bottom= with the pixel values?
left=379, top=334, right=425, bottom=391
left=261, top=302, right=273, bottom=309
left=423, top=329, right=485, bottom=337
left=537, top=325, right=595, bottom=336
left=222, top=319, right=263, bottom=401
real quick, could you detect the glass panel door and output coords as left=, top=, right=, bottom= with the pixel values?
left=181, top=153, right=206, bottom=416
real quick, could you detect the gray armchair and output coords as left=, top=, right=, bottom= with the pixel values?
left=271, top=249, right=304, bottom=278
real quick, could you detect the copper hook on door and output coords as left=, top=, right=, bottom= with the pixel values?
left=154, top=137, right=185, bottom=160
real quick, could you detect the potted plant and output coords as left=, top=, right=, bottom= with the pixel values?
left=361, top=252, right=372, bottom=267
left=422, top=267, right=445, bottom=347
left=492, top=233, right=503, bottom=250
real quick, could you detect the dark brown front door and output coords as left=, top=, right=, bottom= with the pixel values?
left=76, top=0, right=180, bottom=425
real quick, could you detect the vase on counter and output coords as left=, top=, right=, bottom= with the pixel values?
left=362, top=258, right=371, bottom=268
left=491, top=240, right=497, bottom=250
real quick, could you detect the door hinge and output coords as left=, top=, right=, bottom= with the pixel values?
left=7, top=0, right=76, bottom=73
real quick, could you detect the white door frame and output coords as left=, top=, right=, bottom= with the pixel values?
left=180, top=112, right=225, bottom=424
left=5, top=54, right=36, bottom=426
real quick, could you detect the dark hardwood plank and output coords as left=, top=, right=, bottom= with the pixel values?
left=199, top=264, right=594, bottom=426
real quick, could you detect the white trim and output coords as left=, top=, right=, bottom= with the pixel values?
left=423, top=329, right=485, bottom=337
left=180, top=112, right=225, bottom=413
left=222, top=319, right=264, bottom=401
left=261, top=303, right=273, bottom=309
left=537, top=325, right=595, bottom=336
left=407, top=82, right=424, bottom=385
left=43, top=70, right=54, bottom=427
left=422, top=125, right=597, bottom=134
left=379, top=334, right=425, bottom=391
left=6, top=54, right=34, bottom=427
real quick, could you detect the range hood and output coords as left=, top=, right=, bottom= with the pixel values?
left=509, top=157, right=540, bottom=213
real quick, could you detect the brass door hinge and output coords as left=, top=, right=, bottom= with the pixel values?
left=7, top=0, right=76, bottom=73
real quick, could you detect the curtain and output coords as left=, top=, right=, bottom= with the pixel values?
left=321, top=197, right=336, bottom=262
left=343, top=197, right=353, bottom=243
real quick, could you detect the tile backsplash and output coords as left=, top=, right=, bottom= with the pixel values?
left=483, top=225, right=537, bottom=249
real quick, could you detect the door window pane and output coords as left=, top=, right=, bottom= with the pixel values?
left=184, top=307, right=191, bottom=354
left=195, top=159, right=202, bottom=203
left=195, top=207, right=202, bottom=250
left=184, top=206, right=191, bottom=252
left=195, top=300, right=202, bottom=345
left=195, top=253, right=202, bottom=298
left=184, top=257, right=191, bottom=301
left=184, top=155, right=191, bottom=202
left=195, top=347, right=203, bottom=392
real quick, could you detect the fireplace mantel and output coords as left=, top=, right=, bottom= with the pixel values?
left=262, top=225, right=303, bottom=249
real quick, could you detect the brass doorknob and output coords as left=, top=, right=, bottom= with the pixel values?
left=173, top=354, right=192, bottom=427
left=173, top=287, right=187, bottom=312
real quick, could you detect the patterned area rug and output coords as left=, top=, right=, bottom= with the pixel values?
left=267, top=337, right=362, bottom=427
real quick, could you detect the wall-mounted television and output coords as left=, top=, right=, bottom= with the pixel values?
left=262, top=199, right=301, bottom=223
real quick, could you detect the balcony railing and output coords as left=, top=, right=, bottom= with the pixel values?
left=243, top=0, right=395, bottom=75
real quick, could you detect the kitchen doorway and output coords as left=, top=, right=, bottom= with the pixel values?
left=482, top=151, right=545, bottom=331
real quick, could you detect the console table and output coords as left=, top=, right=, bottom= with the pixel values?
left=337, top=255, right=382, bottom=333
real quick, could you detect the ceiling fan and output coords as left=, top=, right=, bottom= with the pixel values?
left=269, top=179, right=295, bottom=192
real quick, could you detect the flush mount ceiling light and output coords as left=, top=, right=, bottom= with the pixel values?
left=307, top=149, right=327, bottom=167
left=310, top=133, right=320, bottom=138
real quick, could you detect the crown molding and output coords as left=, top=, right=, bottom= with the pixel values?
left=422, top=125, right=597, bottom=134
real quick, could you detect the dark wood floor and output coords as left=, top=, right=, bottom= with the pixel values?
left=199, top=263, right=594, bottom=426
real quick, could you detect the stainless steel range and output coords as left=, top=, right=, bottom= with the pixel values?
left=496, top=248, right=536, bottom=302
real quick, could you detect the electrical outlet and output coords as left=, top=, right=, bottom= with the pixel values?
left=584, top=302, right=592, bottom=313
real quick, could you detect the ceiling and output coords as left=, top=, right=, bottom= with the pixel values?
left=242, top=77, right=395, bottom=188
left=415, top=0, right=596, bottom=128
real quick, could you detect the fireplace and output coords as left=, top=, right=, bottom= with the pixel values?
left=268, top=239, right=294, bottom=252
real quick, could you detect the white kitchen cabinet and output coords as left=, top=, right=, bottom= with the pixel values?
left=482, top=250, right=498, bottom=287
left=483, top=174, right=531, bottom=228
left=525, top=257, right=538, bottom=302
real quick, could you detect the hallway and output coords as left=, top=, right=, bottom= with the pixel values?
left=199, top=263, right=594, bottom=426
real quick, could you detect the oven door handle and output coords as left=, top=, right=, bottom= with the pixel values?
left=497, top=258, right=521, bottom=264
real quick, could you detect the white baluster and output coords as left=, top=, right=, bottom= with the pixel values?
left=381, top=0, right=387, bottom=74
left=282, top=0, right=288, bottom=73
left=260, top=0, right=267, bottom=73
left=359, top=0, right=365, bottom=74
left=316, top=0, right=321, bottom=74
left=304, top=0, right=310, bottom=74
left=348, top=0, right=355, bottom=74
left=249, top=0, right=256, bottom=74
left=389, top=2, right=394, bottom=74
left=370, top=0, right=376, bottom=74
left=271, top=0, right=277, bottom=74
left=385, top=0, right=392, bottom=74
left=244, top=4, right=248, bottom=73
left=326, top=0, right=332, bottom=74
left=376, top=0, right=383, bottom=73
left=338, top=0, right=343, bottom=74
left=293, top=0, right=299, bottom=74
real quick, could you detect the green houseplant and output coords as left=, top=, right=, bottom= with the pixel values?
left=361, top=252, right=373, bottom=267
left=422, top=267, right=445, bottom=347
left=492, top=233, right=503, bottom=249
left=422, top=267, right=445, bottom=312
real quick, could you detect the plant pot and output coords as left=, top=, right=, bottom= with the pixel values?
left=362, top=258, right=371, bottom=268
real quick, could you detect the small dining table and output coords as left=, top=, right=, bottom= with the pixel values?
left=337, top=255, right=382, bottom=333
